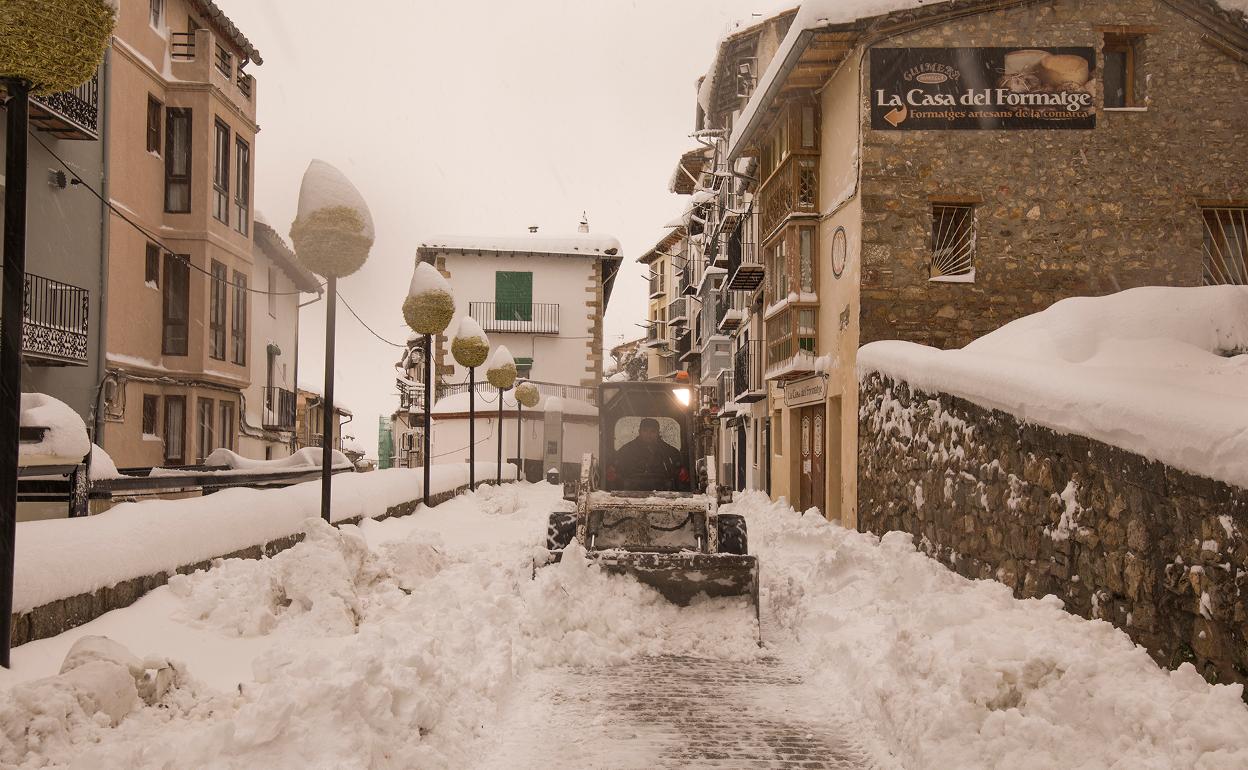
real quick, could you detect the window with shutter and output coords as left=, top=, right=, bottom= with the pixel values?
left=494, top=271, right=533, bottom=322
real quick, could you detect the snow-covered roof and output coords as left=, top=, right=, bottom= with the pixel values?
left=418, top=232, right=621, bottom=258
left=190, top=0, right=263, bottom=64
left=253, top=220, right=321, bottom=294
left=669, top=147, right=711, bottom=195
left=696, top=4, right=798, bottom=115
left=638, top=228, right=684, bottom=265
left=858, top=286, right=1248, bottom=489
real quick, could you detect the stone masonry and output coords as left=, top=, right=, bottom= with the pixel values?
left=857, top=373, right=1248, bottom=691
left=857, top=0, right=1248, bottom=349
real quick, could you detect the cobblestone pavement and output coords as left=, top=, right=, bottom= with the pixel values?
left=474, top=655, right=883, bottom=769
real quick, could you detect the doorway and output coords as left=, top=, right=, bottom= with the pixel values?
left=735, top=422, right=747, bottom=491
left=798, top=404, right=825, bottom=515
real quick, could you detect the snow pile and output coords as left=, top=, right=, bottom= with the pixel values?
left=152, top=447, right=352, bottom=475
left=858, top=286, right=1248, bottom=488
left=737, top=491, right=1248, bottom=769
left=18, top=393, right=90, bottom=464
left=88, top=444, right=122, bottom=481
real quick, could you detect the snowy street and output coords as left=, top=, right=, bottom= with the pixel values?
left=4, top=481, right=1247, bottom=768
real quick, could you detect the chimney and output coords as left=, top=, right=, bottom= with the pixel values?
left=578, top=211, right=589, bottom=233
left=528, top=226, right=539, bottom=233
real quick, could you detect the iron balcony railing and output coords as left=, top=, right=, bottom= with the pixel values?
left=30, top=73, right=100, bottom=140
left=261, top=386, right=297, bottom=430
left=468, top=301, right=559, bottom=334
left=727, top=215, right=764, bottom=291
left=667, top=296, right=688, bottom=326
left=435, top=378, right=597, bottom=404
left=22, top=273, right=89, bottom=366
left=170, top=31, right=196, bottom=59
left=715, top=369, right=734, bottom=415
left=716, top=291, right=742, bottom=332
left=645, top=321, right=668, bottom=348
left=733, top=340, right=765, bottom=402
left=675, top=327, right=692, bottom=359
left=649, top=271, right=666, bottom=299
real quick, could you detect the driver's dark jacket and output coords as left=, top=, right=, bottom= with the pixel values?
left=612, top=437, right=685, bottom=490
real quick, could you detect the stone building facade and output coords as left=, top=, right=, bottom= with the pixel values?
left=858, top=372, right=1248, bottom=691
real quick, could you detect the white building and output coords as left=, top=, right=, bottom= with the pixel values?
left=238, top=219, right=321, bottom=460
left=414, top=227, right=622, bottom=479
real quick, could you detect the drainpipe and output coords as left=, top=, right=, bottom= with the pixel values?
left=93, top=49, right=111, bottom=446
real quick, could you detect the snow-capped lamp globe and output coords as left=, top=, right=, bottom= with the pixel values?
left=515, top=381, right=540, bottom=408
left=0, top=0, right=115, bottom=94
left=513, top=381, right=541, bottom=484
left=404, top=261, right=457, bottom=504
left=452, top=316, right=490, bottom=490
left=288, top=160, right=374, bottom=524
left=487, top=346, right=518, bottom=484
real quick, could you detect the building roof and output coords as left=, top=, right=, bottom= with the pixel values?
left=727, top=0, right=1248, bottom=161
left=669, top=147, right=711, bottom=195
left=253, top=219, right=321, bottom=294
left=192, top=0, right=264, bottom=64
left=696, top=6, right=798, bottom=119
left=638, top=228, right=684, bottom=265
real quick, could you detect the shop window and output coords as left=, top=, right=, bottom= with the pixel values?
left=930, top=203, right=976, bottom=282
left=1103, top=34, right=1145, bottom=108
left=1202, top=206, right=1248, bottom=286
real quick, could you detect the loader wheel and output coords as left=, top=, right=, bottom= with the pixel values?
left=717, top=514, right=748, bottom=555
left=547, top=511, right=577, bottom=551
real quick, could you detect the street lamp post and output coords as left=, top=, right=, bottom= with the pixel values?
left=485, top=346, right=517, bottom=485
left=403, top=262, right=455, bottom=505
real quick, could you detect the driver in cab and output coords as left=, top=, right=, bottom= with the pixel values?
left=612, top=418, right=688, bottom=491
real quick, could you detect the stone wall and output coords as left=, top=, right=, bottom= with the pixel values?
left=857, top=0, right=1248, bottom=349
left=857, top=372, right=1248, bottom=689
left=10, top=483, right=484, bottom=647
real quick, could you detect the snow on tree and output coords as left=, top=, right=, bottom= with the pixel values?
left=486, top=346, right=517, bottom=390
left=451, top=316, right=490, bottom=368
left=289, top=160, right=375, bottom=278
left=403, top=262, right=455, bottom=335
left=514, top=381, right=540, bottom=408
left=0, top=0, right=115, bottom=94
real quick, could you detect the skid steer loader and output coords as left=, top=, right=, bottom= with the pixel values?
left=543, top=380, right=759, bottom=624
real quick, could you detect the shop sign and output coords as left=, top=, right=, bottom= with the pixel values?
left=870, top=47, right=1096, bottom=130
left=784, top=375, right=826, bottom=408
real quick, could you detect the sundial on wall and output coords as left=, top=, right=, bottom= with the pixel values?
left=831, top=227, right=848, bottom=278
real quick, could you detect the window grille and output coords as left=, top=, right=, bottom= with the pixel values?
left=930, top=204, right=976, bottom=281
left=1202, top=207, right=1247, bottom=285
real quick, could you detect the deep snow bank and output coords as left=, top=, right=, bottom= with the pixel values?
left=858, top=286, right=1248, bottom=488
left=739, top=491, right=1248, bottom=769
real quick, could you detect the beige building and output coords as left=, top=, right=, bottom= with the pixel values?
left=99, top=0, right=262, bottom=467
left=638, top=228, right=684, bottom=380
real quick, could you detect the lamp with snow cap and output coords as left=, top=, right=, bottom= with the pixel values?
left=405, top=262, right=457, bottom=505
left=0, top=0, right=117, bottom=670
left=290, top=160, right=375, bottom=523
left=452, top=317, right=490, bottom=490
left=486, top=346, right=518, bottom=484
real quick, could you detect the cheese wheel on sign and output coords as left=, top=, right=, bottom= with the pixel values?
left=1037, top=54, right=1090, bottom=87
left=1003, top=49, right=1049, bottom=74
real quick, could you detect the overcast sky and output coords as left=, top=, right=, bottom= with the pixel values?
left=215, top=0, right=781, bottom=457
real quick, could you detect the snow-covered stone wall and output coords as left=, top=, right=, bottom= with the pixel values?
left=857, top=372, right=1248, bottom=694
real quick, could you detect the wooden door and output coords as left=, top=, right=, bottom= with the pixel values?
left=798, top=405, right=826, bottom=514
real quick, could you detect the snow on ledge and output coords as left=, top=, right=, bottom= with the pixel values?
left=858, top=286, right=1248, bottom=489
left=418, top=232, right=621, bottom=258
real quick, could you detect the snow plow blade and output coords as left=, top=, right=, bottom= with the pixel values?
left=547, top=550, right=759, bottom=609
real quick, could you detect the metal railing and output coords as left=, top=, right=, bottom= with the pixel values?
left=715, top=369, right=734, bottom=414
left=727, top=214, right=764, bottom=291
left=435, top=378, right=596, bottom=404
left=468, top=301, right=559, bottom=334
left=649, top=272, right=666, bottom=298
left=170, top=31, right=196, bottom=59
left=667, top=296, right=688, bottom=325
left=675, top=328, right=692, bottom=359
left=261, top=386, right=297, bottom=430
left=645, top=321, right=667, bottom=347
left=22, top=273, right=89, bottom=366
left=733, top=341, right=764, bottom=401
left=30, top=73, right=100, bottom=140
left=215, top=43, right=233, bottom=77
left=715, top=291, right=742, bottom=331
left=237, top=70, right=253, bottom=100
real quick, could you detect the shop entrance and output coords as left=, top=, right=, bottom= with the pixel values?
left=798, top=404, right=825, bottom=515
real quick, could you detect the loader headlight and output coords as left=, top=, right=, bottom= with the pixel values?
left=673, top=388, right=691, bottom=406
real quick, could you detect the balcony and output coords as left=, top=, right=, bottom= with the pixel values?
left=29, top=74, right=99, bottom=140
left=468, top=302, right=559, bottom=335
left=668, top=296, right=688, bottom=326
left=726, top=217, right=764, bottom=291
left=765, top=307, right=818, bottom=382
left=674, top=327, right=692, bottom=359
left=682, top=312, right=702, bottom=363
left=733, top=341, right=765, bottom=403
left=168, top=29, right=255, bottom=108
left=22, top=273, right=88, bottom=366
left=649, top=272, right=666, bottom=299
left=644, top=321, right=668, bottom=348
left=759, top=155, right=818, bottom=239
left=716, top=292, right=743, bottom=333
left=715, top=369, right=735, bottom=418
left=261, top=387, right=297, bottom=430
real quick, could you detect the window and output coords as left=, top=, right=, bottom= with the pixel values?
left=773, top=410, right=783, bottom=456
left=231, top=270, right=247, bottom=365
left=798, top=227, right=815, bottom=292
left=1202, top=206, right=1247, bottom=285
left=145, top=243, right=160, bottom=286
left=162, top=253, right=189, bottom=355
left=767, top=239, right=788, bottom=302
left=146, top=96, right=162, bottom=153
left=218, top=401, right=235, bottom=451
left=495, top=271, right=533, bottom=321
left=209, top=260, right=227, bottom=360
left=164, top=108, right=192, bottom=213
left=164, top=395, right=185, bottom=464
left=515, top=357, right=534, bottom=378
left=267, top=266, right=278, bottom=317
left=212, top=119, right=230, bottom=224
left=234, top=137, right=250, bottom=235
left=149, top=0, right=163, bottom=28
left=930, top=203, right=976, bottom=282
left=801, top=105, right=816, bottom=148
left=142, top=395, right=159, bottom=435
left=197, top=399, right=214, bottom=463
left=1103, top=34, right=1145, bottom=108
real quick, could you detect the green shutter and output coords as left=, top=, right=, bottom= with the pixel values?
left=495, top=271, right=533, bottom=321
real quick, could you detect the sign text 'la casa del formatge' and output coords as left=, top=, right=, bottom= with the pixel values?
left=870, top=47, right=1097, bottom=131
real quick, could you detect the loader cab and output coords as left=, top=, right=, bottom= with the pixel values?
left=600, top=381, right=695, bottom=493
